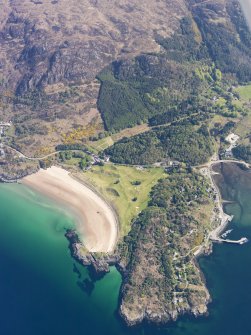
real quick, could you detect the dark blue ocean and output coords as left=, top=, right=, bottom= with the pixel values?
left=0, top=162, right=251, bottom=335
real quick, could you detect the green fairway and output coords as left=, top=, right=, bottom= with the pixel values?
left=83, top=164, right=165, bottom=236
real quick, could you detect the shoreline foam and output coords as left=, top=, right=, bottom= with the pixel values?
left=22, top=166, right=118, bottom=253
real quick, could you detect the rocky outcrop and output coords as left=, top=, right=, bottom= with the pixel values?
left=119, top=286, right=210, bottom=326
left=65, top=230, right=119, bottom=276
left=0, top=0, right=187, bottom=157
left=0, top=0, right=186, bottom=96
left=66, top=224, right=211, bottom=327
left=114, top=170, right=216, bottom=327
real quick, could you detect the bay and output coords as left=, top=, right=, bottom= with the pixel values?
left=0, top=162, right=251, bottom=335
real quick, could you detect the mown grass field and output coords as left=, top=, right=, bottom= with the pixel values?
left=235, top=84, right=251, bottom=140
left=235, top=115, right=251, bottom=142
left=235, top=84, right=251, bottom=101
left=83, top=164, right=165, bottom=237
left=209, top=114, right=232, bottom=128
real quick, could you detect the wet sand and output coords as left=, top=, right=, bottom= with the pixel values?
left=22, top=166, right=118, bottom=253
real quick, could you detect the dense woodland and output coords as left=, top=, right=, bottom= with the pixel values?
left=97, top=55, right=207, bottom=131
left=105, top=124, right=214, bottom=165
left=119, top=170, right=213, bottom=320
left=99, top=1, right=251, bottom=170
left=233, top=144, right=251, bottom=163
left=97, top=2, right=251, bottom=133
left=191, top=1, right=251, bottom=82
left=5, top=0, right=251, bottom=325
left=97, top=16, right=214, bottom=131
left=55, top=144, right=87, bottom=151
left=111, top=3, right=251, bottom=320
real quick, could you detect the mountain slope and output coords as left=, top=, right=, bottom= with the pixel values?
left=0, top=0, right=187, bottom=156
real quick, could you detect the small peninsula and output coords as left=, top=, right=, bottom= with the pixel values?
left=0, top=0, right=251, bottom=330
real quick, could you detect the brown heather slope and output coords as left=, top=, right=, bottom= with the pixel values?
left=0, top=0, right=186, bottom=155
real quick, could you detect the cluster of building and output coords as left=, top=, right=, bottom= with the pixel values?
left=220, top=133, right=239, bottom=159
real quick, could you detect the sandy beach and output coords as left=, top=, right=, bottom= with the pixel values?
left=22, top=166, right=118, bottom=253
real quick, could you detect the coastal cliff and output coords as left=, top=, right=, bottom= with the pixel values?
left=66, top=169, right=215, bottom=326
left=65, top=230, right=119, bottom=276
left=119, top=257, right=211, bottom=326
left=1, top=0, right=250, bottom=328
left=66, top=227, right=211, bottom=327
left=116, top=170, right=215, bottom=326
left=119, top=281, right=210, bottom=326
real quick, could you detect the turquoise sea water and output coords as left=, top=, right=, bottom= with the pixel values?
left=0, top=162, right=251, bottom=335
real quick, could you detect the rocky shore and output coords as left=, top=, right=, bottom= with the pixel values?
left=23, top=166, right=118, bottom=253
left=66, top=224, right=212, bottom=327
left=65, top=230, right=209, bottom=327
left=119, top=290, right=211, bottom=327
left=12, top=161, right=233, bottom=327
left=66, top=230, right=210, bottom=327
left=118, top=257, right=211, bottom=327
left=65, top=169, right=216, bottom=327
left=65, top=230, right=119, bottom=277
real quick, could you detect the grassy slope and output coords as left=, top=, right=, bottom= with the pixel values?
left=235, top=84, right=251, bottom=141
left=236, top=85, right=251, bottom=101
left=89, top=136, right=115, bottom=152
left=89, top=123, right=150, bottom=152
left=82, top=164, right=165, bottom=236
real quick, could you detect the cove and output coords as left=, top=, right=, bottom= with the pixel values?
left=0, top=163, right=251, bottom=335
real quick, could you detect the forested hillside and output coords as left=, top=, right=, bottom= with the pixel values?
left=119, top=170, right=213, bottom=325
left=0, top=0, right=186, bottom=158
left=100, top=2, right=251, bottom=325
left=97, top=1, right=251, bottom=133
left=1, top=0, right=251, bottom=328
left=97, top=47, right=207, bottom=131
left=105, top=124, right=214, bottom=165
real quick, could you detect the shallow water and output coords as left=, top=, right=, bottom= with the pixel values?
left=0, top=163, right=251, bottom=335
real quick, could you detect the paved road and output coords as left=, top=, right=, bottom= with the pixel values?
left=196, top=159, right=250, bottom=169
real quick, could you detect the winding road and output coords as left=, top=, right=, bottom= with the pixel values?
left=5, top=145, right=81, bottom=161
left=6, top=143, right=251, bottom=171
left=196, top=159, right=250, bottom=169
